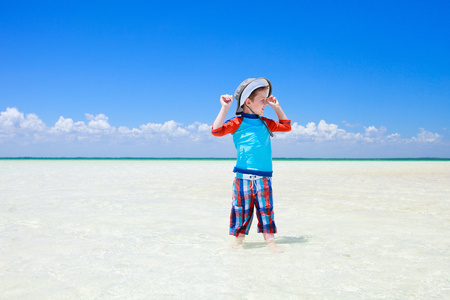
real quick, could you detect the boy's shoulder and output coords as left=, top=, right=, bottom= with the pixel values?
left=260, top=116, right=274, bottom=122
left=211, top=116, right=243, bottom=136
left=223, top=116, right=243, bottom=132
left=261, top=116, right=292, bottom=132
left=225, top=116, right=243, bottom=124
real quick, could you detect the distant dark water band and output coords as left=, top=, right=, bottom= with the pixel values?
left=0, top=157, right=449, bottom=161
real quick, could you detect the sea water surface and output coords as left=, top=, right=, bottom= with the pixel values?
left=0, top=159, right=449, bottom=299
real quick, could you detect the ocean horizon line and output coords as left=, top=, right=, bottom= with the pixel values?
left=0, top=157, right=449, bottom=161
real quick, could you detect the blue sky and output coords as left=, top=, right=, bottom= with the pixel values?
left=1, top=0, right=449, bottom=158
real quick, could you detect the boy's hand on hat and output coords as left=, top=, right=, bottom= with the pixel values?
left=220, top=94, right=233, bottom=108
left=267, top=96, right=280, bottom=108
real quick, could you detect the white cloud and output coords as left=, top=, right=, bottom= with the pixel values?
left=118, top=126, right=133, bottom=135
left=187, top=121, right=210, bottom=133
left=50, top=114, right=115, bottom=136
left=21, top=113, right=46, bottom=131
left=0, top=107, right=447, bottom=157
left=85, top=113, right=114, bottom=133
left=0, top=107, right=23, bottom=128
left=52, top=117, right=80, bottom=133
left=386, top=133, right=401, bottom=141
left=412, top=128, right=442, bottom=143
left=0, top=108, right=47, bottom=140
left=342, top=120, right=361, bottom=128
left=114, top=120, right=212, bottom=143
left=0, top=107, right=46, bottom=132
left=363, top=126, right=387, bottom=142
left=282, top=120, right=365, bottom=142
left=139, top=120, right=189, bottom=137
left=277, top=119, right=447, bottom=149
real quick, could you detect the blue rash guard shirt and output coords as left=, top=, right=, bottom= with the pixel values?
left=211, top=113, right=292, bottom=177
left=232, top=114, right=273, bottom=176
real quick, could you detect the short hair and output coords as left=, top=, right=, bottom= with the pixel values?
left=248, top=86, right=269, bottom=100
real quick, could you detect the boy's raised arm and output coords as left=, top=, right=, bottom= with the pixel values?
left=212, top=94, right=233, bottom=130
left=267, top=96, right=288, bottom=121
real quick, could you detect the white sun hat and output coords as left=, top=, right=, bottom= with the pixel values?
left=234, top=77, right=272, bottom=115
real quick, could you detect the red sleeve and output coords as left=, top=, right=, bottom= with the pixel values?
left=262, top=117, right=292, bottom=133
left=211, top=117, right=242, bottom=136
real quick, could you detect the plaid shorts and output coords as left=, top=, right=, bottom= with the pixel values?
left=229, top=177, right=277, bottom=236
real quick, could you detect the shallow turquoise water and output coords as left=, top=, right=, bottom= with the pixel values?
left=1, top=160, right=449, bottom=299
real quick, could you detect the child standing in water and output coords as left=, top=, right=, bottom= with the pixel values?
left=211, top=78, right=291, bottom=253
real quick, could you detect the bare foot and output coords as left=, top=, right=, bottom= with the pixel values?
left=267, top=240, right=284, bottom=253
left=229, top=236, right=245, bottom=249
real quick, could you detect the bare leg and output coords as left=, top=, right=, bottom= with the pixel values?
left=263, top=233, right=284, bottom=253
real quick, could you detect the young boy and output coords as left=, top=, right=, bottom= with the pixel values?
left=211, top=78, right=291, bottom=253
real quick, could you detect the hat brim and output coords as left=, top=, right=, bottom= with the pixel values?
left=235, top=78, right=272, bottom=115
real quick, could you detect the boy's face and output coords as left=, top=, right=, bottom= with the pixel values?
left=247, top=90, right=268, bottom=115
